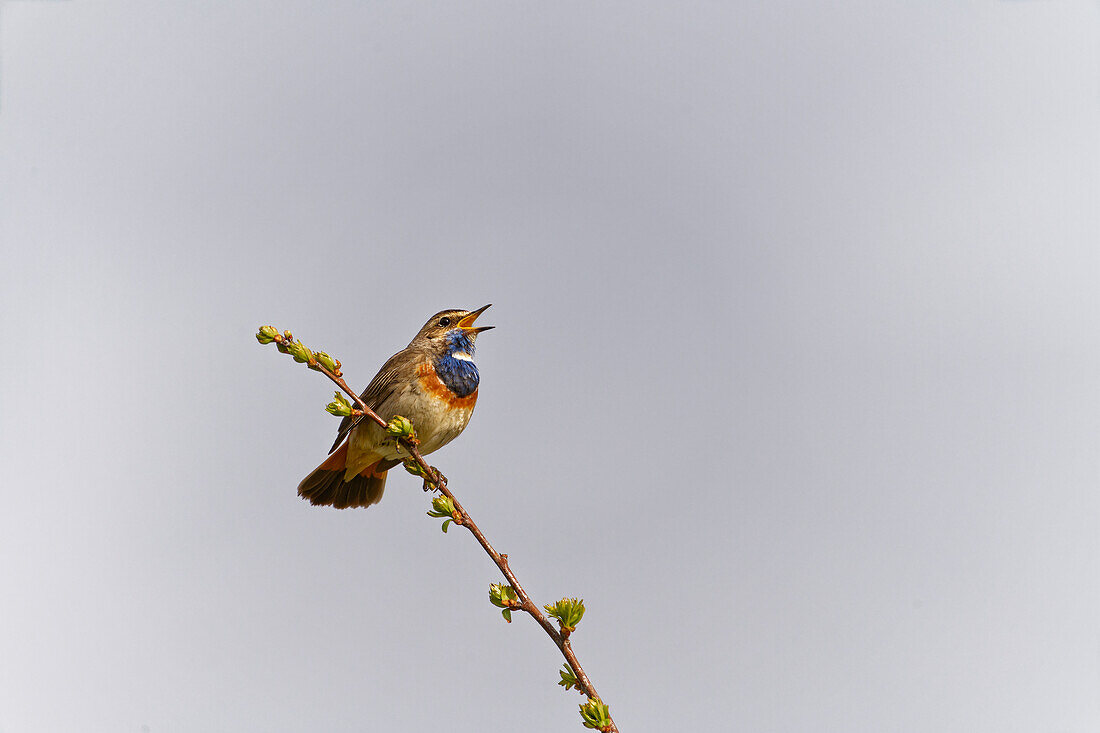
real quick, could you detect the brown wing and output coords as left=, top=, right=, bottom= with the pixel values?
left=328, top=348, right=418, bottom=453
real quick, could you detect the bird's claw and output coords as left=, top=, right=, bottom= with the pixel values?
left=421, top=466, right=447, bottom=492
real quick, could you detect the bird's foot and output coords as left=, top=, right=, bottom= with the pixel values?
left=421, top=467, right=447, bottom=492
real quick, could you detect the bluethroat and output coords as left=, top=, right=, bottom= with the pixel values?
left=298, top=305, right=493, bottom=509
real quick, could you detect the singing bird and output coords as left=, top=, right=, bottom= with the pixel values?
left=297, top=305, right=493, bottom=509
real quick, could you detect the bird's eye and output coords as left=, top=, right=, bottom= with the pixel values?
left=438, top=317, right=451, bottom=327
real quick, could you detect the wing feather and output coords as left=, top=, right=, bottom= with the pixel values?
left=328, top=350, right=418, bottom=453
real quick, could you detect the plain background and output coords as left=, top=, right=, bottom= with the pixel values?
left=1, top=2, right=1097, bottom=732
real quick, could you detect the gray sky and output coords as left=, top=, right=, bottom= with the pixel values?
left=1, top=2, right=1097, bottom=732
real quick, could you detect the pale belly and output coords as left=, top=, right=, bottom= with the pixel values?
left=347, top=391, right=476, bottom=472
left=391, top=395, right=475, bottom=457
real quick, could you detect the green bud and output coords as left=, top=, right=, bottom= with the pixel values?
left=325, top=391, right=354, bottom=417
left=314, top=351, right=337, bottom=372
left=426, top=494, right=456, bottom=518
left=386, top=415, right=416, bottom=441
left=544, top=597, right=586, bottom=632
left=283, top=330, right=293, bottom=340
left=578, top=698, right=611, bottom=730
left=488, top=582, right=520, bottom=609
left=427, top=493, right=457, bottom=532
left=287, top=340, right=312, bottom=363
left=256, top=325, right=279, bottom=344
left=403, top=459, right=429, bottom=478
left=557, top=664, right=581, bottom=693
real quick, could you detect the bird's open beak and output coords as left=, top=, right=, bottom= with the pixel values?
left=458, top=303, right=494, bottom=333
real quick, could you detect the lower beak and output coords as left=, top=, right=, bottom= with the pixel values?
left=458, top=304, right=494, bottom=333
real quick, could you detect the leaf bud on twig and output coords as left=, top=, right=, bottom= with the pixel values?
left=386, top=415, right=417, bottom=441
left=255, top=325, right=279, bottom=344
left=403, top=459, right=429, bottom=479
left=313, top=351, right=338, bottom=373
left=489, top=582, right=520, bottom=622
left=558, top=664, right=582, bottom=693
left=325, top=391, right=354, bottom=417
left=426, top=494, right=458, bottom=532
left=544, top=597, right=586, bottom=633
left=426, top=495, right=455, bottom=518
left=578, top=698, right=612, bottom=731
left=287, top=340, right=312, bottom=364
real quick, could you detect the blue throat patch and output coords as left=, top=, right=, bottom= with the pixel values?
left=434, top=330, right=480, bottom=397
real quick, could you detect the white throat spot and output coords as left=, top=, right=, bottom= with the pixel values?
left=451, top=351, right=473, bottom=362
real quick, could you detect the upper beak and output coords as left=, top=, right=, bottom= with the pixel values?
left=458, top=303, right=494, bottom=333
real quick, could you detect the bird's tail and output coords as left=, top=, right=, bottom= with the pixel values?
left=297, top=442, right=389, bottom=509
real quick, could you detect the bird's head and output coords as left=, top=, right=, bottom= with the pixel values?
left=411, top=304, right=494, bottom=356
